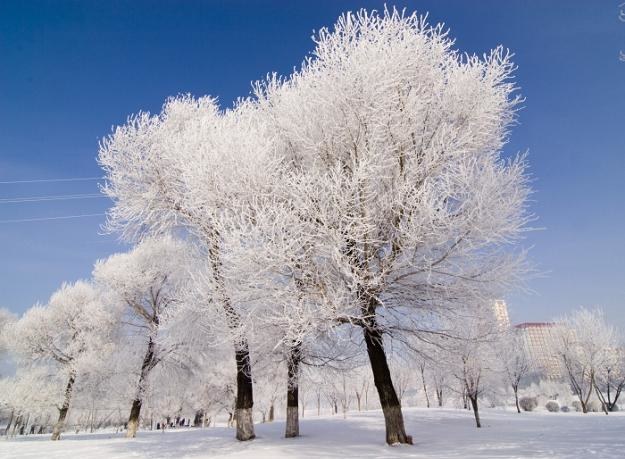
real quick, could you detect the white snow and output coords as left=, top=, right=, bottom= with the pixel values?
left=2, top=407, right=625, bottom=459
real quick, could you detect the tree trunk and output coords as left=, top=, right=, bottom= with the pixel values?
left=51, top=371, right=76, bottom=440
left=469, top=395, right=481, bottom=428
left=11, top=413, right=22, bottom=437
left=285, top=388, right=299, bottom=438
left=4, top=410, right=14, bottom=436
left=268, top=404, right=274, bottom=422
left=234, top=340, right=255, bottom=441
left=317, top=393, right=321, bottom=416
left=126, top=399, right=143, bottom=438
left=513, top=385, right=520, bottom=413
left=363, top=325, right=412, bottom=445
left=207, top=231, right=255, bottom=441
left=285, top=345, right=301, bottom=438
left=127, top=336, right=157, bottom=438
left=420, top=368, right=430, bottom=408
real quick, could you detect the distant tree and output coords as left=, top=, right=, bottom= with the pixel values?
left=0, top=308, right=17, bottom=374
left=498, top=329, right=531, bottom=413
left=596, top=348, right=625, bottom=412
left=93, top=236, right=195, bottom=438
left=9, top=281, right=113, bottom=440
left=551, top=308, right=618, bottom=414
left=446, top=306, right=501, bottom=428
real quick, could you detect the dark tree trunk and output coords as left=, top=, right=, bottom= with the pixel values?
left=420, top=367, right=430, bottom=408
left=127, top=336, right=156, bottom=438
left=4, top=410, right=14, bottom=436
left=363, top=325, right=412, bottom=445
left=126, top=399, right=143, bottom=437
left=208, top=235, right=255, bottom=441
left=52, top=371, right=76, bottom=440
left=285, top=344, right=301, bottom=438
left=268, top=404, right=274, bottom=422
left=436, top=387, right=443, bottom=407
left=234, top=340, right=255, bottom=441
left=469, top=395, right=481, bottom=428
left=513, top=385, right=520, bottom=413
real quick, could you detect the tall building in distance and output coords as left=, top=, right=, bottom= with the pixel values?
left=493, top=300, right=511, bottom=329
left=490, top=300, right=562, bottom=380
left=514, top=322, right=562, bottom=379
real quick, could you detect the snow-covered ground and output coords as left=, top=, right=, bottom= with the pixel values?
left=2, top=407, right=625, bottom=459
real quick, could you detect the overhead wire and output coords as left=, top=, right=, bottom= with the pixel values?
left=0, top=213, right=106, bottom=224
left=0, top=177, right=103, bottom=184
left=0, top=176, right=109, bottom=222
left=0, top=193, right=106, bottom=204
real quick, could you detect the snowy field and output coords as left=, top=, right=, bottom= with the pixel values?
left=2, top=407, right=625, bottom=459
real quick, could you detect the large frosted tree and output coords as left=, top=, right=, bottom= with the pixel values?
left=98, top=97, right=280, bottom=441
left=99, top=7, right=530, bottom=445
left=256, top=8, right=530, bottom=444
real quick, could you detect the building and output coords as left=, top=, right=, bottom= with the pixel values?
left=514, top=322, right=562, bottom=379
left=493, top=300, right=511, bottom=329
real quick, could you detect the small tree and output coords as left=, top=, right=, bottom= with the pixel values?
left=0, top=308, right=17, bottom=377
left=10, top=281, right=113, bottom=440
left=93, top=236, right=194, bottom=438
left=447, top=306, right=501, bottom=428
left=551, top=308, right=618, bottom=414
left=498, top=329, right=531, bottom=413
left=416, top=359, right=431, bottom=408
left=595, top=347, right=625, bottom=412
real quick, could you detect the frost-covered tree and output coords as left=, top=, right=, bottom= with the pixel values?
left=498, top=329, right=531, bottom=413
left=596, top=347, right=625, bottom=412
left=98, top=96, right=281, bottom=441
left=9, top=281, right=114, bottom=440
left=219, top=205, right=363, bottom=438
left=93, top=236, right=195, bottom=438
left=552, top=308, right=619, bottom=414
left=256, top=8, right=529, bottom=444
left=445, top=306, right=501, bottom=428
left=0, top=308, right=17, bottom=375
left=0, top=366, right=60, bottom=437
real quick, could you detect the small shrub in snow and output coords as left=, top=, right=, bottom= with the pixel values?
left=545, top=401, right=560, bottom=412
left=587, top=401, right=601, bottom=412
left=571, top=401, right=582, bottom=412
left=560, top=406, right=570, bottom=413
left=519, top=397, right=538, bottom=412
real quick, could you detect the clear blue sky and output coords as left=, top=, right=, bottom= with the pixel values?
left=1, top=1, right=624, bottom=327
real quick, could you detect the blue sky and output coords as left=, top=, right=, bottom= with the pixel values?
left=1, top=1, right=624, bottom=327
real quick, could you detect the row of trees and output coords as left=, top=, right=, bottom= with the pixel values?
left=2, top=295, right=624, bottom=441
left=1, top=8, right=535, bottom=446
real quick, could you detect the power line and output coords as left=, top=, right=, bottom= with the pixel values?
left=0, top=177, right=103, bottom=185
left=0, top=193, right=107, bottom=204
left=0, top=213, right=106, bottom=224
